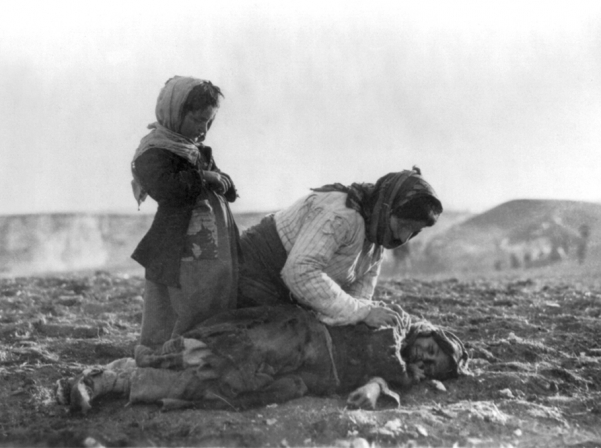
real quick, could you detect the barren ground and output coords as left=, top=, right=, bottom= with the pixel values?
left=1, top=262, right=601, bottom=447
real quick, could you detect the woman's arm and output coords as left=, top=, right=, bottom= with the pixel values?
left=280, top=210, right=373, bottom=325
left=344, top=257, right=383, bottom=300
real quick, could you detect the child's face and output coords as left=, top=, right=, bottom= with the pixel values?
left=408, top=336, right=453, bottom=379
left=180, top=105, right=218, bottom=142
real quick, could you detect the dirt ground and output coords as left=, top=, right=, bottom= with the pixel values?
left=1, top=262, right=601, bottom=448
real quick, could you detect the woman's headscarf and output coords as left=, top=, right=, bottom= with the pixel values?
left=312, top=167, right=442, bottom=248
left=131, top=76, right=208, bottom=206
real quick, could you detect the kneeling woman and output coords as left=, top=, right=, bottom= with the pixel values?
left=57, top=306, right=469, bottom=414
left=238, top=167, right=443, bottom=329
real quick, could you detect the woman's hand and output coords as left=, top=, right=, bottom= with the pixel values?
left=386, top=303, right=411, bottom=332
left=363, top=306, right=404, bottom=328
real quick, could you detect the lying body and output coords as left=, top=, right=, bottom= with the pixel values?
left=56, top=305, right=469, bottom=413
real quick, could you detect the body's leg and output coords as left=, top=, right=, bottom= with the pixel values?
left=55, top=358, right=137, bottom=414
left=55, top=357, right=216, bottom=414
left=160, top=374, right=309, bottom=411
left=129, top=367, right=308, bottom=410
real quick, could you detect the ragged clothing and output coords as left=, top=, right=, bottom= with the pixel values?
left=56, top=306, right=470, bottom=413
left=130, top=305, right=408, bottom=405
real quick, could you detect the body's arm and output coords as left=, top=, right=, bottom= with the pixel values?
left=346, top=364, right=426, bottom=410
left=347, top=377, right=405, bottom=409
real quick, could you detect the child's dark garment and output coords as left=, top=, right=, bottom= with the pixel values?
left=130, top=76, right=240, bottom=348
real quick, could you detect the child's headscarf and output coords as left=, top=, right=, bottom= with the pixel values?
left=312, top=167, right=442, bottom=248
left=131, top=76, right=208, bottom=206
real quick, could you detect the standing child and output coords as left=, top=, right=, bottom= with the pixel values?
left=130, top=76, right=240, bottom=349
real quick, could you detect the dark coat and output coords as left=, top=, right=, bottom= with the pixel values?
left=131, top=146, right=237, bottom=287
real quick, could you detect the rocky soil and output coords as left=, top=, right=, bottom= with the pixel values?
left=1, top=262, right=601, bottom=447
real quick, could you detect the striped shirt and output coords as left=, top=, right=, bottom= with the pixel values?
left=274, top=191, right=384, bottom=325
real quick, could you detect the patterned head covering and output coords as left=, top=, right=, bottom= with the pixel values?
left=401, top=320, right=470, bottom=379
left=312, top=167, right=442, bottom=248
left=154, top=76, right=207, bottom=132
left=131, top=76, right=210, bottom=206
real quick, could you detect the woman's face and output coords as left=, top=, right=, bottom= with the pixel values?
left=408, top=336, right=453, bottom=379
left=387, top=217, right=428, bottom=249
left=180, top=105, right=218, bottom=142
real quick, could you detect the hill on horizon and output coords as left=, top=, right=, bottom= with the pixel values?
left=1, top=200, right=599, bottom=277
left=420, top=198, right=601, bottom=274
left=0, top=211, right=270, bottom=277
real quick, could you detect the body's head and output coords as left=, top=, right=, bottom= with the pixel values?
left=401, top=320, right=469, bottom=380
left=155, top=76, right=223, bottom=142
left=405, top=335, right=454, bottom=379
left=369, top=167, right=443, bottom=249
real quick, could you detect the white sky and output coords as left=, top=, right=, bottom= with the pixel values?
left=1, top=0, right=600, bottom=215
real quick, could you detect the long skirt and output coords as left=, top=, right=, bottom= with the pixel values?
left=237, top=214, right=293, bottom=308
left=140, top=192, right=239, bottom=348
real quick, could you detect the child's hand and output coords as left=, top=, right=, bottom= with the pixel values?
left=203, top=171, right=231, bottom=195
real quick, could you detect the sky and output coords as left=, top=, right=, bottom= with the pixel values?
left=1, top=0, right=600, bottom=216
